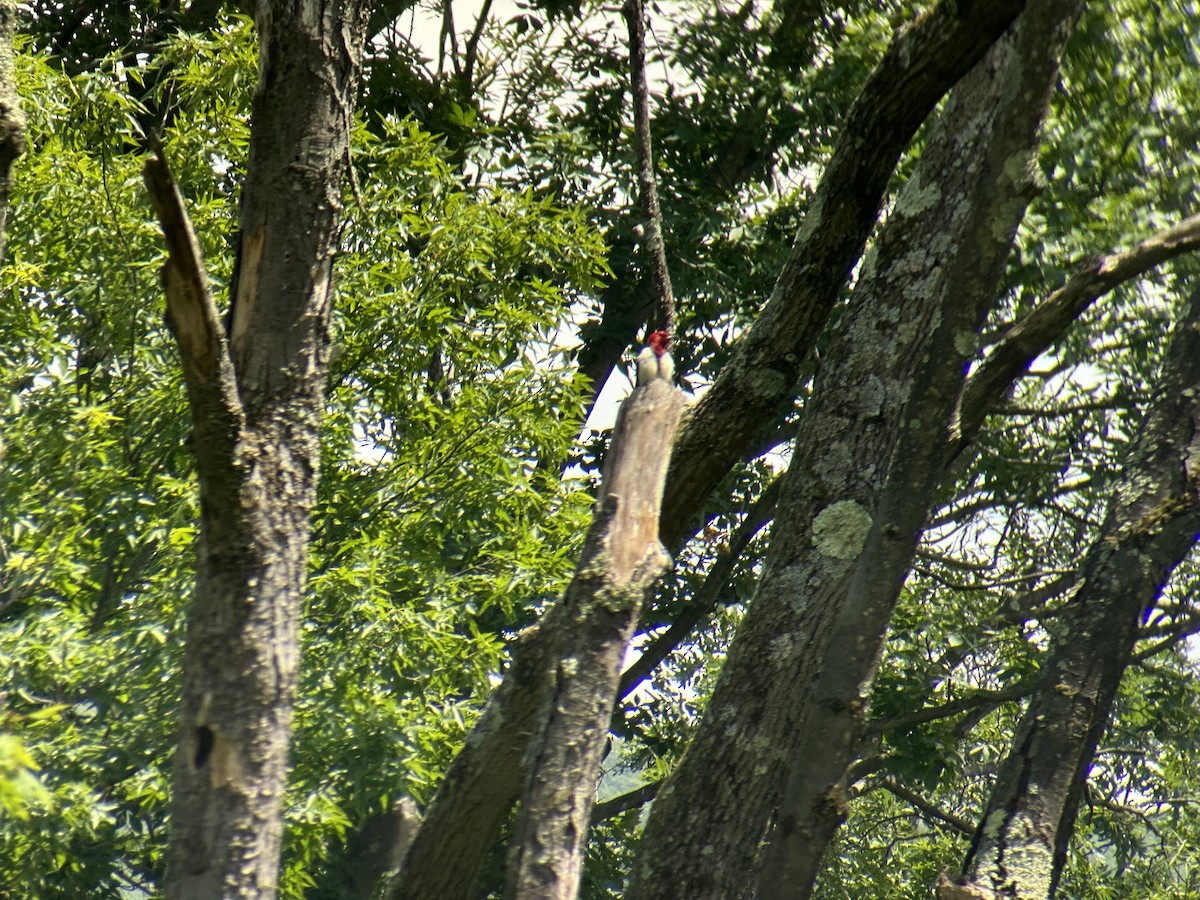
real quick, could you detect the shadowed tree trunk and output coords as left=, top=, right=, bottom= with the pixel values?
left=955, top=282, right=1200, bottom=899
left=145, top=2, right=375, bottom=897
left=758, top=2, right=1083, bottom=896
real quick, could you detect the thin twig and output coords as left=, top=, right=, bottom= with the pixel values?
left=622, top=0, right=674, bottom=334
left=878, top=778, right=975, bottom=835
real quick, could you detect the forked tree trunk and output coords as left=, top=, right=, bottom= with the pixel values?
left=148, top=3, right=374, bottom=897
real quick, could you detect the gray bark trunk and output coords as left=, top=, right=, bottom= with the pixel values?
left=152, top=3, right=374, bottom=897
left=506, top=379, right=686, bottom=899
left=627, top=2, right=1080, bottom=897
left=759, top=3, right=1083, bottom=897
left=958, top=283, right=1200, bottom=898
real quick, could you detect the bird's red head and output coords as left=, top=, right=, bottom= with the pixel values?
left=648, top=330, right=671, bottom=357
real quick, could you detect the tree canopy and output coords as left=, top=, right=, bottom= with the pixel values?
left=2, top=1, right=1200, bottom=898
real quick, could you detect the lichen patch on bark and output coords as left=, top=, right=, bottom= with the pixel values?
left=811, top=500, right=873, bottom=559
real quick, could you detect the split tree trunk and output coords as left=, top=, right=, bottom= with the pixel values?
left=656, top=0, right=1027, bottom=546
left=149, top=3, right=374, bottom=897
left=506, top=378, right=686, bottom=899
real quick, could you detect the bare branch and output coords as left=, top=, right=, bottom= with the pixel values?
left=143, top=151, right=228, bottom=385
left=868, top=683, right=1033, bottom=737
left=590, top=781, right=661, bottom=824
left=951, top=213, right=1200, bottom=454
left=879, top=778, right=975, bottom=836
left=1133, top=613, right=1200, bottom=662
left=462, top=0, right=494, bottom=92
left=622, top=0, right=675, bottom=334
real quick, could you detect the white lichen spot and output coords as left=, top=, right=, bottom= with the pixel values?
left=900, top=171, right=943, bottom=216
left=815, top=442, right=853, bottom=486
left=954, top=330, right=977, bottom=357
left=859, top=375, right=885, bottom=417
left=812, top=501, right=873, bottom=560
left=770, top=632, right=797, bottom=661
left=1002, top=149, right=1037, bottom=189
left=560, top=657, right=579, bottom=677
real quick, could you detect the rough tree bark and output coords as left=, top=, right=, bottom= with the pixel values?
left=506, top=378, right=686, bottom=899
left=146, top=3, right=374, bottom=897
left=627, top=2, right=1080, bottom=897
left=954, top=283, right=1200, bottom=898
left=758, top=3, right=1084, bottom=896
left=393, top=7, right=1027, bottom=894
left=0, top=0, right=25, bottom=267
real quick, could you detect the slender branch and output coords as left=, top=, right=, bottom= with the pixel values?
left=868, top=683, right=1033, bottom=737
left=617, top=475, right=780, bottom=698
left=462, top=0, right=494, bottom=93
left=438, top=0, right=461, bottom=80
left=951, top=212, right=1200, bottom=455
left=879, top=778, right=975, bottom=836
left=590, top=781, right=661, bottom=824
left=622, top=0, right=675, bottom=334
left=1133, top=614, right=1200, bottom=662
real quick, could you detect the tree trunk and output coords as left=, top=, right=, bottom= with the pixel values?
left=627, top=2, right=1079, bottom=897
left=506, top=378, right=686, bottom=899
left=153, top=3, right=374, bottom=897
left=759, top=3, right=1082, bottom=896
left=0, top=0, right=26, bottom=267
left=958, top=283, right=1200, bottom=899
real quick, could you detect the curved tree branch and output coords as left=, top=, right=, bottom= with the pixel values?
left=951, top=212, right=1200, bottom=456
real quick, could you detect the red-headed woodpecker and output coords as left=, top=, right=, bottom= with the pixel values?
left=636, top=330, right=674, bottom=386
